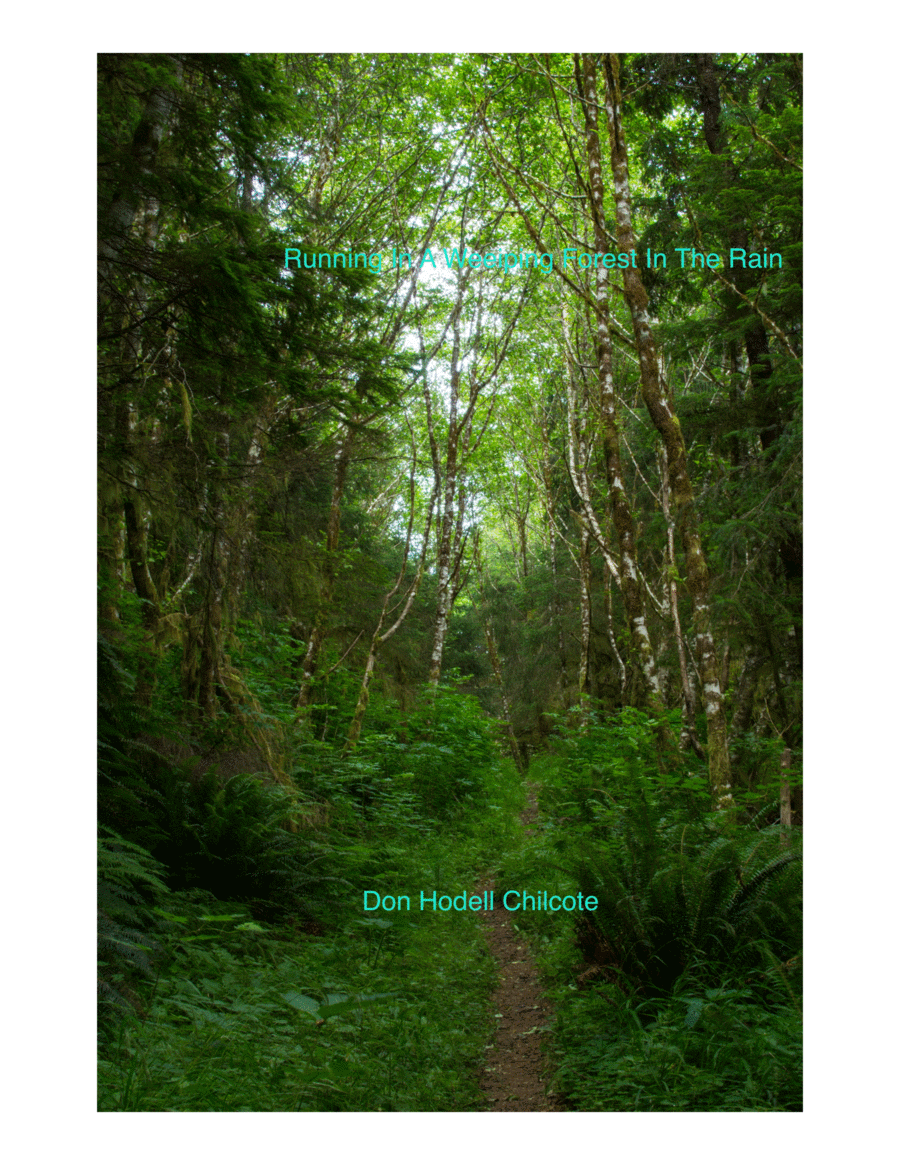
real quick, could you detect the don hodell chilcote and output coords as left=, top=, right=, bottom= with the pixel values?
left=363, top=889, right=600, bottom=913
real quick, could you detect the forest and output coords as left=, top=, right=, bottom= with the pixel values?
left=97, top=51, right=802, bottom=1113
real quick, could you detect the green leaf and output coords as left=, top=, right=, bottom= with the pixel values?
left=281, top=991, right=321, bottom=1014
left=317, top=992, right=399, bottom=1019
left=684, top=999, right=704, bottom=1029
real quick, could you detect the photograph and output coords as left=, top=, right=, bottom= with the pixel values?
left=97, top=51, right=803, bottom=1114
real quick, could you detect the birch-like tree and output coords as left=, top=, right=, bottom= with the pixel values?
left=600, top=53, right=732, bottom=799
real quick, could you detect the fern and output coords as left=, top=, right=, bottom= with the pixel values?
left=727, top=852, right=801, bottom=923
left=568, top=791, right=802, bottom=995
left=98, top=829, right=168, bottom=1022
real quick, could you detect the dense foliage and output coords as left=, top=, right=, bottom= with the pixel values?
left=498, top=710, right=801, bottom=1110
left=98, top=52, right=801, bottom=1112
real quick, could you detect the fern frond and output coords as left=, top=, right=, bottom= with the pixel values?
left=728, top=853, right=802, bottom=923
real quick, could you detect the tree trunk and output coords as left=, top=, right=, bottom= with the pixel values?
left=779, top=746, right=792, bottom=848
left=601, top=53, right=732, bottom=803
left=604, top=561, right=627, bottom=698
left=731, top=650, right=764, bottom=738
left=295, top=427, right=353, bottom=713
left=577, top=513, right=592, bottom=701
left=693, top=54, right=781, bottom=452
left=427, top=279, right=467, bottom=684
left=344, top=467, right=437, bottom=752
left=483, top=613, right=526, bottom=773
left=475, top=544, right=526, bottom=771
left=538, top=416, right=569, bottom=696
left=195, top=431, right=232, bottom=717
left=98, top=57, right=182, bottom=322
left=428, top=433, right=460, bottom=684
left=575, top=54, right=668, bottom=718
left=659, top=445, right=703, bottom=758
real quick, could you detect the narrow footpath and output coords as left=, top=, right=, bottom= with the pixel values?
left=476, top=786, right=565, bottom=1112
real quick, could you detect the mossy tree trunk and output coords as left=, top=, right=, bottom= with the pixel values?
left=575, top=54, right=668, bottom=721
left=601, top=53, right=732, bottom=804
left=295, top=427, right=353, bottom=714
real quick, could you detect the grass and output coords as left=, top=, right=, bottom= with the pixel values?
left=550, top=974, right=802, bottom=1111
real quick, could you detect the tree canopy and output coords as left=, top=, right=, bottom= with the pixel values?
left=97, top=52, right=802, bottom=1114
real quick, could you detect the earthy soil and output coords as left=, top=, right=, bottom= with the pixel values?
left=475, top=786, right=566, bottom=1112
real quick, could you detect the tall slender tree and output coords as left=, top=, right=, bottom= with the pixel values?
left=601, top=53, right=732, bottom=799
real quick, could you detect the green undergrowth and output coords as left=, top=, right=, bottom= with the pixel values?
left=99, top=627, right=800, bottom=1112
left=99, top=883, right=494, bottom=1111
left=550, top=972, right=801, bottom=1111
left=98, top=641, right=527, bottom=1110
left=495, top=708, right=802, bottom=1112
left=98, top=775, right=523, bottom=1111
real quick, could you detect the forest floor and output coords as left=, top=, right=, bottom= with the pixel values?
left=476, top=786, right=565, bottom=1112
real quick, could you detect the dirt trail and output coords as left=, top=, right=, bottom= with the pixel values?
left=476, top=785, right=565, bottom=1112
